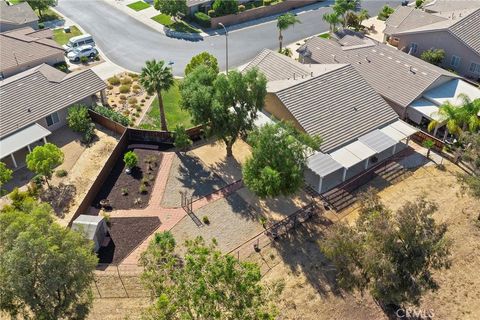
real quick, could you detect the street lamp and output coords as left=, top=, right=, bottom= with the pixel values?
left=218, top=22, right=228, bottom=74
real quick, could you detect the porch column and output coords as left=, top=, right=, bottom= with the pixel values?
left=342, top=168, right=347, bottom=182
left=364, top=158, right=369, bottom=170
left=43, top=137, right=47, bottom=144
left=27, top=144, right=32, bottom=153
left=392, top=144, right=397, bottom=155
left=433, top=125, right=439, bottom=137
left=10, top=153, right=18, bottom=168
left=318, top=176, right=323, bottom=193
left=100, top=89, right=107, bottom=105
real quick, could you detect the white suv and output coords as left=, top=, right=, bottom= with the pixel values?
left=67, top=45, right=98, bottom=62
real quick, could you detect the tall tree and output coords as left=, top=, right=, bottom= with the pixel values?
left=321, top=189, right=451, bottom=308
left=25, top=0, right=56, bottom=19
left=0, top=199, right=97, bottom=320
left=276, top=13, right=300, bottom=52
left=139, top=60, right=175, bottom=131
left=184, top=51, right=219, bottom=75
left=456, top=95, right=480, bottom=132
left=332, top=0, right=356, bottom=27
left=428, top=101, right=463, bottom=139
left=26, top=143, right=64, bottom=188
left=243, top=122, right=321, bottom=198
left=420, top=48, right=445, bottom=66
left=153, top=0, right=187, bottom=17
left=0, top=162, right=13, bottom=196
left=141, top=232, right=279, bottom=319
left=455, top=132, right=480, bottom=199
left=181, top=65, right=267, bottom=157
left=212, top=0, right=238, bottom=16
left=322, top=12, right=341, bottom=33
left=378, top=5, right=395, bottom=21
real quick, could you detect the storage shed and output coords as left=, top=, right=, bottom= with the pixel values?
left=71, top=215, right=108, bottom=252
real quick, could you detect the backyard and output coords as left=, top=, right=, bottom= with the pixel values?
left=138, top=80, right=193, bottom=130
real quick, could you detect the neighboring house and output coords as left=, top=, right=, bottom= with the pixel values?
left=0, top=0, right=38, bottom=32
left=383, top=6, right=447, bottom=45
left=424, top=0, right=480, bottom=13
left=243, top=49, right=418, bottom=194
left=187, top=0, right=212, bottom=14
left=0, top=64, right=107, bottom=170
left=297, top=31, right=479, bottom=138
left=391, top=8, right=480, bottom=80
left=0, top=27, right=64, bottom=79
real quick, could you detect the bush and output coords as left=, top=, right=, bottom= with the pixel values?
left=121, top=187, right=128, bottom=196
left=53, top=62, right=69, bottom=73
left=128, top=97, right=138, bottom=105
left=194, top=11, right=211, bottom=28
left=121, top=77, right=132, bottom=85
left=202, top=216, right=210, bottom=225
left=67, top=104, right=95, bottom=143
left=31, top=175, right=45, bottom=188
left=123, top=151, right=138, bottom=169
left=128, top=72, right=139, bottom=79
left=119, top=95, right=127, bottom=100
left=263, top=0, right=273, bottom=5
left=119, top=84, right=131, bottom=94
left=238, top=4, right=245, bottom=12
left=208, top=9, right=216, bottom=17
left=38, top=22, right=45, bottom=29
left=108, top=76, right=121, bottom=86
left=93, top=105, right=130, bottom=126
left=173, top=125, right=193, bottom=151
left=212, top=0, right=238, bottom=16
left=107, top=85, right=113, bottom=90
left=139, top=184, right=148, bottom=194
left=55, top=169, right=68, bottom=178
left=136, top=106, right=142, bottom=112
left=80, top=56, right=89, bottom=64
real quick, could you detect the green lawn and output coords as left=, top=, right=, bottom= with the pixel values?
left=127, top=1, right=151, bottom=11
left=38, top=8, right=61, bottom=22
left=139, top=81, right=193, bottom=130
left=52, top=26, right=82, bottom=45
left=151, top=14, right=200, bottom=33
left=8, top=0, right=22, bottom=4
left=318, top=33, right=331, bottom=39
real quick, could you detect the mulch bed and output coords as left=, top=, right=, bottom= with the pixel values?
left=98, top=217, right=161, bottom=265
left=93, top=148, right=163, bottom=210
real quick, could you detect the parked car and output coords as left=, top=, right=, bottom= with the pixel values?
left=63, top=34, right=95, bottom=53
left=67, top=45, right=98, bottom=62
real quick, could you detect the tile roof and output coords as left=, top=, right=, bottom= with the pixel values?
left=186, top=0, right=211, bottom=7
left=384, top=6, right=447, bottom=35
left=425, top=0, right=480, bottom=13
left=298, top=36, right=458, bottom=108
left=0, top=64, right=106, bottom=138
left=1, top=27, right=63, bottom=74
left=0, top=1, right=38, bottom=25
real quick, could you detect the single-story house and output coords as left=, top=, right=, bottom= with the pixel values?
left=390, top=8, right=480, bottom=80
left=71, top=215, right=109, bottom=252
left=1, top=27, right=64, bottom=79
left=0, top=64, right=107, bottom=170
left=298, top=31, right=478, bottom=121
left=424, top=0, right=480, bottom=13
left=187, top=0, right=250, bottom=14
left=243, top=49, right=418, bottom=194
left=0, top=0, right=38, bottom=32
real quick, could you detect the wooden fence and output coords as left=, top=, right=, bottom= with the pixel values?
left=411, top=130, right=445, bottom=152
left=88, top=110, right=127, bottom=135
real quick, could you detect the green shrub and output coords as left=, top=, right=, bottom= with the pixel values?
left=119, top=95, right=127, bottom=100
left=128, top=97, right=138, bottom=105
left=121, top=187, right=128, bottom=196
left=108, top=76, right=121, bottom=86
left=31, top=175, right=45, bottom=188
left=107, top=85, right=113, bottom=90
left=263, top=0, right=272, bottom=5
left=202, top=216, right=210, bottom=225
left=121, top=77, right=132, bottom=85
left=208, top=9, right=216, bottom=17
left=93, top=105, right=130, bottom=126
left=80, top=56, right=89, bottom=64
left=139, top=183, right=147, bottom=194
left=128, top=72, right=139, bottom=78
left=67, top=104, right=95, bottom=143
left=238, top=4, right=245, bottom=12
left=173, top=125, right=193, bottom=151
left=212, top=0, right=238, bottom=15
left=53, top=62, right=69, bottom=73
left=124, top=151, right=138, bottom=169
left=194, top=12, right=211, bottom=28
left=38, top=22, right=45, bottom=29
left=136, top=106, right=142, bottom=112
left=119, top=84, right=131, bottom=94
left=55, top=169, right=68, bottom=178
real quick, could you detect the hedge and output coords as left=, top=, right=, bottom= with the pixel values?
left=93, top=105, right=130, bottom=127
left=194, top=12, right=211, bottom=28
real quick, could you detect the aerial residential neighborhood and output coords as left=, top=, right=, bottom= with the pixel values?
left=0, top=0, right=479, bottom=319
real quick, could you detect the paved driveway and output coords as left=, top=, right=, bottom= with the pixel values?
left=56, top=0, right=401, bottom=75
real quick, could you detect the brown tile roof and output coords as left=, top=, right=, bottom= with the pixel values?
left=1, top=27, right=63, bottom=74
left=0, top=64, right=106, bottom=138
left=0, top=1, right=38, bottom=25
left=298, top=36, right=459, bottom=108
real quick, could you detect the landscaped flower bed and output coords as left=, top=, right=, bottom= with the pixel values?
left=93, top=148, right=164, bottom=210
left=105, top=72, right=153, bottom=126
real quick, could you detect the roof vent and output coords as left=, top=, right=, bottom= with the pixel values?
left=311, top=71, right=313, bottom=77
left=27, top=108, right=31, bottom=112
left=332, top=54, right=337, bottom=62
left=409, top=66, right=415, bottom=74
left=365, top=56, right=371, bottom=63
left=293, top=73, right=296, bottom=80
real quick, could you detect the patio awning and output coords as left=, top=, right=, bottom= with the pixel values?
left=358, top=129, right=397, bottom=153
left=0, top=124, right=51, bottom=158
left=343, top=141, right=376, bottom=161
left=380, top=120, right=418, bottom=142
left=330, top=148, right=362, bottom=168
left=408, top=99, right=440, bottom=123
left=390, top=120, right=419, bottom=136
left=307, top=152, right=343, bottom=177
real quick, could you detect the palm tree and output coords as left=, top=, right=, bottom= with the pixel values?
left=357, top=8, right=370, bottom=25
left=332, top=0, right=356, bottom=27
left=456, top=94, right=480, bottom=132
left=322, top=12, right=341, bottom=33
left=277, top=13, right=300, bottom=52
left=428, top=101, right=463, bottom=140
left=139, top=60, right=174, bottom=132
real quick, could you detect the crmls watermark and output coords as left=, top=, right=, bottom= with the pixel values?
left=395, top=308, right=435, bottom=319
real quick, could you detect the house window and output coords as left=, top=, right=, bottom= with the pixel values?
left=45, top=112, right=60, bottom=126
left=469, top=62, right=480, bottom=75
left=450, top=55, right=461, bottom=68
left=410, top=43, right=418, bottom=54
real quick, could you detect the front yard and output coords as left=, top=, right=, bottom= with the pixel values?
left=151, top=14, right=200, bottom=33
left=127, top=1, right=151, bottom=11
left=52, top=26, right=82, bottom=45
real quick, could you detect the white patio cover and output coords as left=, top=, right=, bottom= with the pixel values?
left=380, top=125, right=407, bottom=142
left=330, top=148, right=362, bottom=168
left=390, top=120, right=419, bottom=136
left=380, top=120, right=419, bottom=142
left=307, top=152, right=343, bottom=177
left=408, top=99, right=440, bottom=123
left=0, top=124, right=51, bottom=158
left=343, top=141, right=376, bottom=161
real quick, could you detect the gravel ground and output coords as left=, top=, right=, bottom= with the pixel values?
left=161, top=153, right=227, bottom=208
left=170, top=192, right=264, bottom=254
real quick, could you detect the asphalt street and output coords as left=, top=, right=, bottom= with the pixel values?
left=56, top=0, right=401, bottom=75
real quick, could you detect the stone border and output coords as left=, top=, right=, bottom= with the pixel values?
left=164, top=26, right=204, bottom=41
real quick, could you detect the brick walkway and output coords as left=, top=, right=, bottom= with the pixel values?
left=108, top=152, right=244, bottom=266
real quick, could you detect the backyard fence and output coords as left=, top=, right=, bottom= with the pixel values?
left=411, top=130, right=445, bottom=152
left=88, top=109, right=127, bottom=135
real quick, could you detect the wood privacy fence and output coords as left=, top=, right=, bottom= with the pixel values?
left=69, top=112, right=204, bottom=225
left=411, top=130, right=445, bottom=152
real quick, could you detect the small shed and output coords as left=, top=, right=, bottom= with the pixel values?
left=71, top=215, right=108, bottom=252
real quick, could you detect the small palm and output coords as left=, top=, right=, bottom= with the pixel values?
left=277, top=13, right=300, bottom=51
